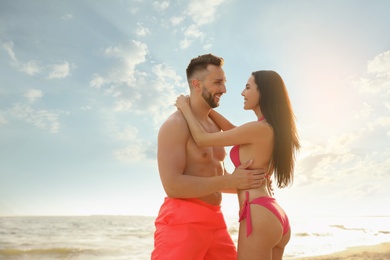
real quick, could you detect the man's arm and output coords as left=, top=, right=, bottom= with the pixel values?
left=157, top=112, right=265, bottom=198
left=220, top=159, right=269, bottom=193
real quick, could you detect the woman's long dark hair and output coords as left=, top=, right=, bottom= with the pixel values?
left=252, top=70, right=300, bottom=188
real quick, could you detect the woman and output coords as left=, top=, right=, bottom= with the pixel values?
left=175, top=70, right=300, bottom=260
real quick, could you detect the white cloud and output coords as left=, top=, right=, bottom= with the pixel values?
left=19, top=61, right=42, bottom=75
left=328, top=132, right=363, bottom=153
left=10, top=104, right=61, bottom=133
left=183, top=24, right=204, bottom=39
left=296, top=50, right=390, bottom=189
left=152, top=1, right=169, bottom=12
left=115, top=126, right=139, bottom=141
left=0, top=115, right=8, bottom=125
left=108, top=123, right=155, bottom=163
left=152, top=63, right=183, bottom=87
left=186, top=0, right=225, bottom=26
left=90, top=40, right=182, bottom=118
left=101, top=62, right=184, bottom=121
left=1, top=41, right=17, bottom=63
left=171, top=16, right=185, bottom=25
left=295, top=139, right=358, bottom=186
left=2, top=41, right=42, bottom=75
left=180, top=38, right=192, bottom=49
left=112, top=128, right=156, bottom=162
left=103, top=86, right=120, bottom=99
left=203, top=42, right=213, bottom=50
left=128, top=6, right=140, bottom=14
left=47, top=62, right=71, bottom=79
left=357, top=50, right=390, bottom=95
left=96, top=40, right=148, bottom=87
left=113, top=99, right=133, bottom=112
left=90, top=75, right=105, bottom=88
left=367, top=116, right=390, bottom=130
left=92, top=62, right=185, bottom=163
left=89, top=40, right=189, bottom=162
left=81, top=106, right=92, bottom=111
left=367, top=50, right=390, bottom=78
left=385, top=101, right=390, bottom=110
left=113, top=142, right=153, bottom=163
left=352, top=50, right=390, bottom=137
left=24, top=89, right=43, bottom=103
left=2, top=41, right=74, bottom=79
left=61, top=14, right=73, bottom=20
left=175, top=0, right=225, bottom=49
left=354, top=102, right=373, bottom=119
left=136, top=23, right=150, bottom=36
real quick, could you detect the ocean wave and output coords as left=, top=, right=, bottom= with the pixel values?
left=0, top=247, right=98, bottom=257
left=1, top=215, right=389, bottom=260
left=330, top=224, right=367, bottom=232
left=294, top=232, right=332, bottom=237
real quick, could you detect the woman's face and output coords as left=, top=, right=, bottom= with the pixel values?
left=241, top=75, right=260, bottom=110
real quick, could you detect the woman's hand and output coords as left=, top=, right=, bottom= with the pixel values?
left=175, top=94, right=190, bottom=111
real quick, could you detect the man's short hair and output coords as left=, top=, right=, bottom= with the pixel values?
left=186, top=54, right=224, bottom=81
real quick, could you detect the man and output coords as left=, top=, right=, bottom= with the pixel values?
left=152, top=54, right=265, bottom=259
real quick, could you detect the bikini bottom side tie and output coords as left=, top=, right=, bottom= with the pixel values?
left=238, top=191, right=252, bottom=237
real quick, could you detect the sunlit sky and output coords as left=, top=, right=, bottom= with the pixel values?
left=1, top=0, right=389, bottom=218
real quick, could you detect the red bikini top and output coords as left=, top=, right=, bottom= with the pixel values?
left=229, top=116, right=265, bottom=168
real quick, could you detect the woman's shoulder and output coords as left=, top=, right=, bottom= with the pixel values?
left=242, top=120, right=273, bottom=130
left=235, top=120, right=273, bottom=139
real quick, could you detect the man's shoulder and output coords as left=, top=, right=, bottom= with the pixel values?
left=158, top=111, right=190, bottom=144
left=165, top=110, right=187, bottom=124
left=159, top=110, right=189, bottom=132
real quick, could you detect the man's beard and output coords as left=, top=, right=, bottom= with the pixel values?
left=202, top=88, right=219, bottom=108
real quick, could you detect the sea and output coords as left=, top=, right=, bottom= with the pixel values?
left=0, top=215, right=389, bottom=259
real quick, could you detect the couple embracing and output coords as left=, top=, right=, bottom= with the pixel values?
left=152, top=54, right=300, bottom=260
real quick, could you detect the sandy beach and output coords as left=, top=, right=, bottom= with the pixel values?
left=294, top=242, right=390, bottom=260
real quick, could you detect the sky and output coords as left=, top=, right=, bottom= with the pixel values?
left=0, top=0, right=389, bottom=218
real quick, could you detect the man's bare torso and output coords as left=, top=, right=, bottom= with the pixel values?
left=181, top=113, right=226, bottom=206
